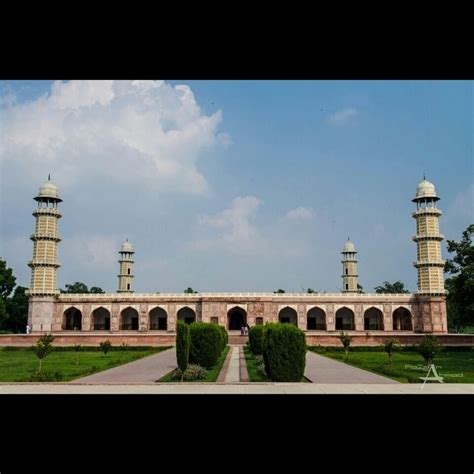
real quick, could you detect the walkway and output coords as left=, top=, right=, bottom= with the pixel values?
left=1, top=384, right=472, bottom=394
left=70, top=348, right=176, bottom=384
left=217, top=346, right=249, bottom=383
left=304, top=351, right=398, bottom=384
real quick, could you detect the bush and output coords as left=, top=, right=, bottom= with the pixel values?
left=189, top=322, right=222, bottom=368
left=249, top=325, right=266, bottom=355
left=176, top=320, right=190, bottom=372
left=254, top=354, right=267, bottom=377
left=263, top=323, right=306, bottom=382
left=339, top=331, right=353, bottom=355
left=218, top=325, right=228, bottom=352
left=99, top=340, right=112, bottom=355
left=417, top=334, right=441, bottom=366
left=172, top=364, right=207, bottom=381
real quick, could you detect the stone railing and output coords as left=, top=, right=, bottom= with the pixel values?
left=58, top=292, right=415, bottom=298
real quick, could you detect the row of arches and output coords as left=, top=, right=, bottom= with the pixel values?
left=63, top=305, right=413, bottom=331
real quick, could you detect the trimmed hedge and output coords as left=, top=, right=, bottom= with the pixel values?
left=189, top=322, right=223, bottom=368
left=249, top=325, right=266, bottom=355
left=0, top=345, right=171, bottom=352
left=176, top=320, right=190, bottom=372
left=217, top=325, right=228, bottom=352
left=263, top=323, right=306, bottom=382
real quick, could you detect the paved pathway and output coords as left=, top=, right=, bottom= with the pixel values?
left=70, top=348, right=176, bottom=384
left=1, top=383, right=472, bottom=394
left=304, top=351, right=398, bottom=384
left=223, top=346, right=241, bottom=383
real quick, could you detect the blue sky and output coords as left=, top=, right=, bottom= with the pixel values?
left=0, top=80, right=472, bottom=293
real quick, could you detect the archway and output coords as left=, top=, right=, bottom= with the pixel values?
left=335, top=307, right=355, bottom=330
left=63, top=307, right=82, bottom=330
left=149, top=307, right=168, bottom=330
left=228, top=307, right=247, bottom=330
left=120, top=307, right=139, bottom=330
left=393, top=307, right=412, bottom=330
left=278, top=307, right=298, bottom=326
left=364, top=307, right=384, bottom=330
left=92, top=307, right=110, bottom=330
left=177, top=307, right=196, bottom=325
left=307, top=307, right=326, bottom=330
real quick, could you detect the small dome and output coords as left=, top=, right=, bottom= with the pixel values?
left=342, top=239, right=356, bottom=253
left=413, top=179, right=439, bottom=201
left=120, top=240, right=134, bottom=252
left=35, top=178, right=61, bottom=201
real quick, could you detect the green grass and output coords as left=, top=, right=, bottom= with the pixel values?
left=308, top=347, right=474, bottom=383
left=159, top=345, right=230, bottom=382
left=243, top=345, right=309, bottom=382
left=243, top=345, right=269, bottom=382
left=0, top=347, right=171, bottom=382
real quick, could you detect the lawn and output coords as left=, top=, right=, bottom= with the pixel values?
left=308, top=347, right=474, bottom=383
left=159, top=345, right=230, bottom=382
left=0, top=347, right=171, bottom=382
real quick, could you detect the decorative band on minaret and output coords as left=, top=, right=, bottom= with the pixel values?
left=117, top=239, right=134, bottom=293
left=341, top=238, right=358, bottom=293
left=412, top=177, right=446, bottom=295
left=27, top=176, right=62, bottom=296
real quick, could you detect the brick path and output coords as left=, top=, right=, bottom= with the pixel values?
left=304, top=351, right=398, bottom=384
left=70, top=348, right=176, bottom=384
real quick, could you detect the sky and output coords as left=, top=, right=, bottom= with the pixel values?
left=0, top=80, right=472, bottom=294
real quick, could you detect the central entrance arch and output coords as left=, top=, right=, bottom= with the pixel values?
left=92, top=307, right=110, bottom=330
left=120, top=307, right=139, bottom=330
left=177, top=307, right=196, bottom=325
left=278, top=307, right=298, bottom=326
left=228, top=306, right=247, bottom=330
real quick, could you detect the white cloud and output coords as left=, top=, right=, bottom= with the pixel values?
left=0, top=80, right=228, bottom=195
left=327, top=107, right=357, bottom=125
left=285, top=206, right=315, bottom=221
left=189, top=196, right=267, bottom=255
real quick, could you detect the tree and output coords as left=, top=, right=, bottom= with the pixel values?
left=417, top=335, right=441, bottom=368
left=306, top=288, right=316, bottom=294
left=5, top=286, right=28, bottom=333
left=99, top=340, right=112, bottom=355
left=357, top=284, right=364, bottom=294
left=339, top=331, right=353, bottom=357
left=0, top=298, right=8, bottom=331
left=184, top=287, right=198, bottom=294
left=374, top=281, right=409, bottom=294
left=444, top=224, right=474, bottom=330
left=61, top=282, right=104, bottom=294
left=273, top=289, right=286, bottom=294
left=62, top=282, right=89, bottom=293
left=34, top=334, right=55, bottom=373
left=0, top=259, right=16, bottom=301
left=383, top=337, right=399, bottom=367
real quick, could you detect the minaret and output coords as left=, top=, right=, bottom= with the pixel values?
left=412, top=177, right=445, bottom=294
left=341, top=238, right=358, bottom=293
left=28, top=176, right=62, bottom=296
left=117, top=239, right=134, bottom=293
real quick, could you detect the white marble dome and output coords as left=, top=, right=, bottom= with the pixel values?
left=121, top=240, right=134, bottom=252
left=37, top=180, right=60, bottom=200
left=414, top=179, right=438, bottom=200
left=342, top=240, right=356, bottom=253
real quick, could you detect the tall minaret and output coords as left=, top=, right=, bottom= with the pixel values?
left=412, top=177, right=446, bottom=294
left=341, top=238, right=359, bottom=293
left=28, top=176, right=62, bottom=296
left=117, top=239, right=134, bottom=293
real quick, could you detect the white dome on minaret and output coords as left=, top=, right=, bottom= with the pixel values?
left=121, top=239, right=134, bottom=253
left=35, top=175, right=62, bottom=202
left=413, top=178, right=439, bottom=201
left=342, top=239, right=356, bottom=253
